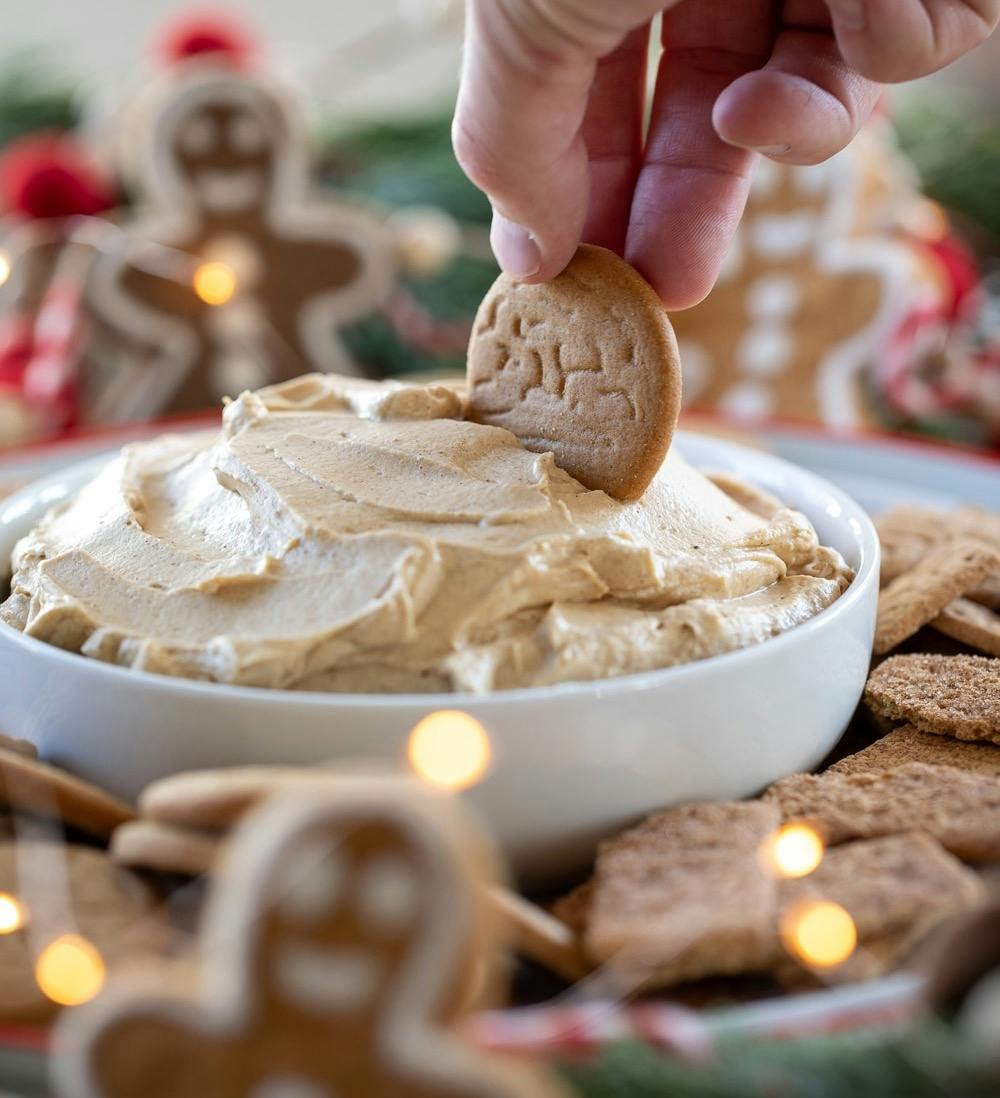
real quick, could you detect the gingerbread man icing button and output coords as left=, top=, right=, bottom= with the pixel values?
left=55, top=779, right=566, bottom=1098
left=89, top=66, right=395, bottom=421
left=467, top=244, right=682, bottom=502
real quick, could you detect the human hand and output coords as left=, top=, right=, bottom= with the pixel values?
left=453, top=0, right=998, bottom=308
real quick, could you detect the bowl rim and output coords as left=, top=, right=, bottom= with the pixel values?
left=0, top=433, right=880, bottom=709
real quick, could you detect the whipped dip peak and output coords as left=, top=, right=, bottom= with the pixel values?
left=1, top=374, right=851, bottom=693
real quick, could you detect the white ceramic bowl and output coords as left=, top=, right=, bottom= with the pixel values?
left=0, top=433, right=878, bottom=881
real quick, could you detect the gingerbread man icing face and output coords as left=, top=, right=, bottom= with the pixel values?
left=56, top=782, right=562, bottom=1098
left=166, top=89, right=284, bottom=216
left=88, top=69, right=394, bottom=422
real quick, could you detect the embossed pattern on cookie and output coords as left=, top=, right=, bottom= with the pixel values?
left=467, top=245, right=681, bottom=501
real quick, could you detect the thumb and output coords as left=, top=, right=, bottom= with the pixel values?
left=453, top=0, right=662, bottom=282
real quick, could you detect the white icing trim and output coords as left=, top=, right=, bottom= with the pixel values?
left=249, top=1077, right=332, bottom=1098
left=273, top=837, right=344, bottom=923
left=735, top=324, right=792, bottom=378
left=357, top=855, right=420, bottom=934
left=814, top=236, right=913, bottom=428
left=675, top=339, right=710, bottom=407
left=748, top=213, right=817, bottom=259
left=273, top=944, right=381, bottom=1013
left=745, top=275, right=799, bottom=321
left=717, top=381, right=775, bottom=420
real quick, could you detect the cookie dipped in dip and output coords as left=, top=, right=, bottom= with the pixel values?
left=1, top=374, right=851, bottom=693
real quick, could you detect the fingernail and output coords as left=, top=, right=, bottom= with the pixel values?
left=829, top=0, right=866, bottom=30
left=754, top=143, right=792, bottom=157
left=490, top=209, right=541, bottom=279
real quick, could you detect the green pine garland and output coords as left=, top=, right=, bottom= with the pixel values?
left=559, top=1025, right=999, bottom=1098
left=0, top=51, right=78, bottom=148
left=895, top=99, right=1000, bottom=242
left=318, top=112, right=492, bottom=225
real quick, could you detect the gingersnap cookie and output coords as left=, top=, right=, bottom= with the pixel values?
left=467, top=244, right=682, bottom=501
left=765, top=762, right=1000, bottom=862
left=874, top=539, right=1000, bottom=655
left=876, top=505, right=1000, bottom=601
left=775, top=833, right=985, bottom=984
left=865, top=653, right=1000, bottom=741
left=584, top=801, right=781, bottom=987
left=488, top=886, right=589, bottom=984
left=828, top=725, right=1000, bottom=778
left=875, top=505, right=947, bottom=585
left=0, top=747, right=135, bottom=838
left=138, top=765, right=330, bottom=829
left=932, top=597, right=1000, bottom=657
left=0, top=841, right=168, bottom=1023
left=111, top=820, right=224, bottom=878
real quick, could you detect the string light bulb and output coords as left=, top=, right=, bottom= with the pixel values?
left=192, top=260, right=237, bottom=306
left=407, top=710, right=491, bottom=790
left=780, top=900, right=857, bottom=969
left=35, top=933, right=107, bottom=1006
left=761, top=822, right=825, bottom=879
left=0, top=892, right=26, bottom=934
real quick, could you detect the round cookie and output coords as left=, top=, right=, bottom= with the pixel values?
left=466, top=244, right=682, bottom=501
left=112, top=819, right=224, bottom=878
left=0, top=747, right=135, bottom=838
left=0, top=841, right=168, bottom=1023
left=139, top=765, right=341, bottom=829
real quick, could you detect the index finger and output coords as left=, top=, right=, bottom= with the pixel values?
left=452, top=0, right=666, bottom=282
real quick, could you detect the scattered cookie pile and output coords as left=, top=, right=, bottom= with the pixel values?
left=55, top=778, right=565, bottom=1098
left=0, top=735, right=172, bottom=1023
left=111, top=765, right=588, bottom=983
left=874, top=505, right=1000, bottom=657
left=549, top=502, right=1000, bottom=992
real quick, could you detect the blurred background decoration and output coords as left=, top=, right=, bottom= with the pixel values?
left=0, top=2, right=996, bottom=451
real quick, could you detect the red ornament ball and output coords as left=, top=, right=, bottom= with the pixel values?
left=157, top=11, right=257, bottom=69
left=0, top=134, right=116, bottom=221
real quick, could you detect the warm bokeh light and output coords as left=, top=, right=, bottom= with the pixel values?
left=407, top=709, right=491, bottom=790
left=35, top=934, right=107, bottom=1006
left=761, top=823, right=825, bottom=879
left=192, top=260, right=237, bottom=305
left=0, top=892, right=26, bottom=934
left=781, top=900, right=857, bottom=969
left=0, top=251, right=11, bottom=288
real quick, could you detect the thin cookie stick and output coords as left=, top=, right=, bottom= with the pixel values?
left=487, top=886, right=590, bottom=984
left=874, top=539, right=1000, bottom=655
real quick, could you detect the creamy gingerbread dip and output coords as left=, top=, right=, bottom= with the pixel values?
left=1, top=375, right=851, bottom=693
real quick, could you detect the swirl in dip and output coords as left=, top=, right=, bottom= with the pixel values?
left=1, top=375, right=851, bottom=693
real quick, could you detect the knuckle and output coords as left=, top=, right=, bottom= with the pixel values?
left=451, top=116, right=509, bottom=197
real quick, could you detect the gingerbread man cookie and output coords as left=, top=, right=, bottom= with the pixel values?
left=467, top=245, right=682, bottom=501
left=56, top=780, right=564, bottom=1098
left=671, top=133, right=915, bottom=428
left=89, top=66, right=394, bottom=421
